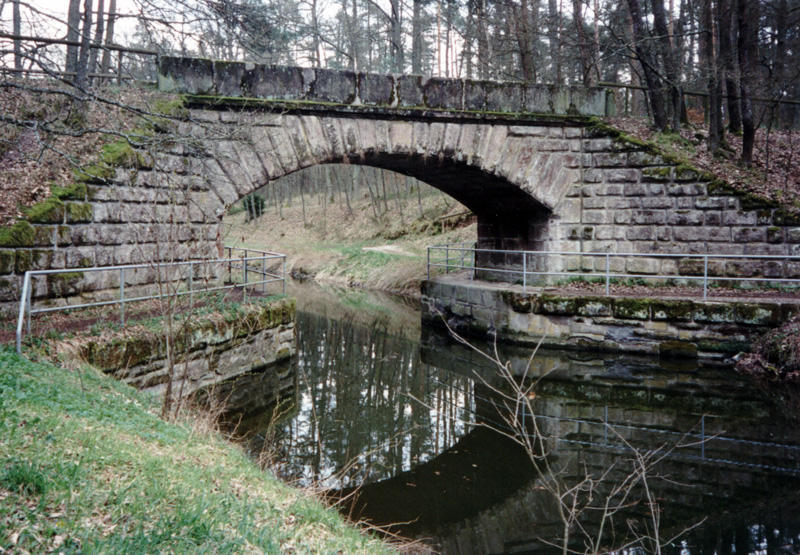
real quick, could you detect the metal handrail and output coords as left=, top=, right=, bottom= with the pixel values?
left=16, top=249, right=286, bottom=354
left=427, top=244, right=800, bottom=298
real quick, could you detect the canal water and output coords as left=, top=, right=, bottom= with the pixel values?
left=215, top=281, right=800, bottom=555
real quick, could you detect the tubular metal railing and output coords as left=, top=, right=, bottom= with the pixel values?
left=427, top=243, right=800, bottom=298
left=15, top=247, right=286, bottom=354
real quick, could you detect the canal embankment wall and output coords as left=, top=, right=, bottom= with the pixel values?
left=60, top=298, right=296, bottom=397
left=421, top=278, right=798, bottom=362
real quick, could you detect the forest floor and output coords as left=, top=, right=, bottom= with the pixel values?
left=223, top=191, right=476, bottom=297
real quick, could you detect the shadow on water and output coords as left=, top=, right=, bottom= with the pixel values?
left=211, top=280, right=800, bottom=555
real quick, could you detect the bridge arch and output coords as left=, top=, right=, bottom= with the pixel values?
left=202, top=112, right=585, bottom=252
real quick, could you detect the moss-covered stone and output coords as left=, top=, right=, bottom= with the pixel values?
left=659, top=341, right=698, bottom=359
left=650, top=299, right=694, bottom=321
left=575, top=297, right=613, bottom=317
left=48, top=272, right=84, bottom=297
left=697, top=339, right=751, bottom=354
left=14, top=250, right=32, bottom=273
left=155, top=97, right=189, bottom=119
left=74, top=163, right=116, bottom=184
left=693, top=303, right=735, bottom=323
left=101, top=141, right=150, bottom=169
left=0, top=250, right=14, bottom=275
left=23, top=197, right=65, bottom=224
left=733, top=302, right=781, bottom=326
left=613, top=298, right=651, bottom=320
left=51, top=183, right=87, bottom=201
left=642, top=167, right=672, bottom=181
left=536, top=294, right=578, bottom=315
left=66, top=203, right=94, bottom=223
left=501, top=291, right=536, bottom=313
left=0, top=221, right=36, bottom=248
left=773, top=208, right=800, bottom=226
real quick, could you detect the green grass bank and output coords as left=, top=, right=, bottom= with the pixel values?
left=0, top=348, right=394, bottom=554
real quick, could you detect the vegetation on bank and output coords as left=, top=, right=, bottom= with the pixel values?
left=0, top=348, right=394, bottom=554
left=224, top=165, right=476, bottom=296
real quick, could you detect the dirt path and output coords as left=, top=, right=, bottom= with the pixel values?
left=362, top=245, right=418, bottom=257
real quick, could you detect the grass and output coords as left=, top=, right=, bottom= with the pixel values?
left=0, top=348, right=395, bottom=554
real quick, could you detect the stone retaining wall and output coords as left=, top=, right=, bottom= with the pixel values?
left=65, top=298, right=296, bottom=397
left=421, top=278, right=797, bottom=362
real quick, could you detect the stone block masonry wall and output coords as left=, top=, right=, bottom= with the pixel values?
left=3, top=59, right=800, bottom=317
left=421, top=279, right=800, bottom=362
left=65, top=298, right=296, bottom=397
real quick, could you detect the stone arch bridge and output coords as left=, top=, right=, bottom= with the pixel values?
left=2, top=56, right=798, bottom=311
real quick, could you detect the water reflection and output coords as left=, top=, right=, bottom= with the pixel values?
left=218, top=282, right=800, bottom=555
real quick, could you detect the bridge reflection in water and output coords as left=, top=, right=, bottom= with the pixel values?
left=214, top=290, right=800, bottom=555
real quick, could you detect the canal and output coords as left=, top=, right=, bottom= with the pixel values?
left=211, top=281, right=800, bottom=555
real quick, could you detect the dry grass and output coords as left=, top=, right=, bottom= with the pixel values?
left=223, top=187, right=476, bottom=296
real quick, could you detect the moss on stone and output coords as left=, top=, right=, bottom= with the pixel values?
left=0, top=221, right=36, bottom=248
left=0, top=250, right=14, bottom=275
left=23, top=197, right=65, bottom=224
left=613, top=298, right=651, bottom=320
left=501, top=291, right=536, bottom=313
left=101, top=141, right=148, bottom=169
left=154, top=97, right=189, bottom=119
left=536, top=294, right=578, bottom=315
left=575, top=297, right=613, bottom=317
left=773, top=208, right=800, bottom=226
left=73, top=163, right=116, bottom=184
left=697, top=339, right=752, bottom=354
left=66, top=203, right=94, bottom=223
left=14, top=250, right=32, bottom=274
left=650, top=299, right=694, bottom=321
left=642, top=167, right=672, bottom=179
left=51, top=182, right=87, bottom=201
left=733, top=302, right=781, bottom=326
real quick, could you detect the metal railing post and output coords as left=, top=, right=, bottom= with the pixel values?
left=227, top=247, right=232, bottom=284
left=262, top=257, right=267, bottom=293
left=120, top=268, right=125, bottom=325
left=16, top=272, right=31, bottom=354
left=522, top=252, right=527, bottom=292
left=427, top=247, right=430, bottom=280
left=188, top=262, right=194, bottom=306
left=703, top=255, right=708, bottom=299
left=701, top=415, right=706, bottom=459
left=26, top=277, right=32, bottom=335
left=445, top=246, right=450, bottom=274
left=243, top=249, right=248, bottom=291
left=605, top=253, right=610, bottom=296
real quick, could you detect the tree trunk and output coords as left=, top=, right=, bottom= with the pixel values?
left=512, top=0, right=538, bottom=83
left=718, top=0, right=741, bottom=133
left=75, top=0, right=93, bottom=91
left=12, top=0, right=21, bottom=71
left=88, top=0, right=105, bottom=79
left=651, top=0, right=682, bottom=130
left=572, top=0, right=594, bottom=86
left=66, top=0, right=82, bottom=75
left=701, top=0, right=721, bottom=151
left=390, top=0, right=404, bottom=73
left=736, top=0, right=756, bottom=166
left=625, top=0, right=669, bottom=130
left=412, top=0, right=424, bottom=73
left=547, top=0, right=561, bottom=83
left=99, top=0, right=116, bottom=78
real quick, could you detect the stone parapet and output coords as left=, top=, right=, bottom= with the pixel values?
left=158, top=56, right=614, bottom=117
